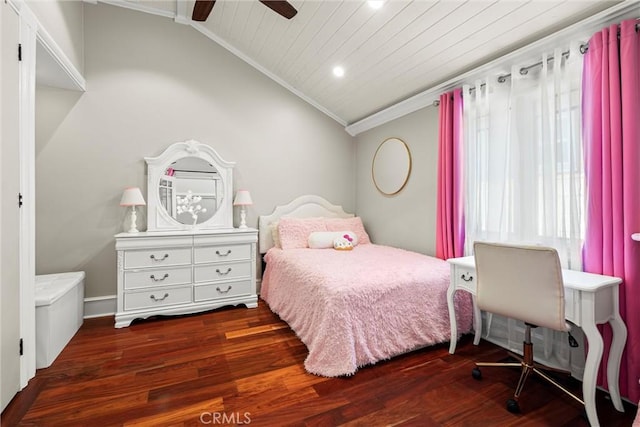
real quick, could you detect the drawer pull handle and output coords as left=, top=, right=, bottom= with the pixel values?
left=461, top=273, right=474, bottom=282
left=216, top=249, right=232, bottom=257
left=150, top=273, right=169, bottom=282
left=150, top=254, right=169, bottom=261
left=150, top=293, right=169, bottom=302
left=216, top=268, right=232, bottom=276
left=216, top=285, right=232, bottom=294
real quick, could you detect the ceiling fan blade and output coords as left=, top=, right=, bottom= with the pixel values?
left=192, top=0, right=216, bottom=21
left=259, top=1, right=298, bottom=19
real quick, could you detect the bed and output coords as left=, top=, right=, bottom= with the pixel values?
left=259, top=195, right=473, bottom=377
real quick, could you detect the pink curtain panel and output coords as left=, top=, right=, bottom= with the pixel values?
left=582, top=19, right=640, bottom=403
left=436, top=88, right=464, bottom=260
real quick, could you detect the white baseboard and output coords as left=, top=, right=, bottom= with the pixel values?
left=82, top=279, right=262, bottom=320
left=83, top=295, right=116, bottom=319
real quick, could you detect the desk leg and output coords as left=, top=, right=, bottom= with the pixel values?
left=607, top=295, right=627, bottom=412
left=582, top=319, right=604, bottom=427
left=472, top=295, right=481, bottom=346
left=447, top=283, right=458, bottom=354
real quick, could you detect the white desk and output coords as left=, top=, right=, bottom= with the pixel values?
left=447, top=256, right=627, bottom=427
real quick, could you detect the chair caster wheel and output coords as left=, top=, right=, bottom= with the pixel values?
left=506, top=399, right=520, bottom=414
left=471, top=367, right=482, bottom=380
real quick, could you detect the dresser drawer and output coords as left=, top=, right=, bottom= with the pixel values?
left=124, top=248, right=191, bottom=269
left=194, top=280, right=252, bottom=302
left=194, top=244, right=251, bottom=264
left=124, top=286, right=192, bottom=310
left=124, top=266, right=192, bottom=290
left=194, top=262, right=251, bottom=283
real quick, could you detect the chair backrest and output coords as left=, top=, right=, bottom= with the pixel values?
left=474, top=241, right=569, bottom=332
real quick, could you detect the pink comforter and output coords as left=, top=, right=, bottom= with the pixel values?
left=261, top=244, right=473, bottom=377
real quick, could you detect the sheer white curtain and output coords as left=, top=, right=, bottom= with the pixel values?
left=463, top=42, right=586, bottom=374
left=463, top=42, right=584, bottom=269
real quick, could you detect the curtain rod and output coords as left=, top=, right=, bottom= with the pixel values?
left=431, top=45, right=581, bottom=107
left=433, top=20, right=639, bottom=107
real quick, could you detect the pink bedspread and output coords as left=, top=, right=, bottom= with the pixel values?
left=261, top=244, right=473, bottom=377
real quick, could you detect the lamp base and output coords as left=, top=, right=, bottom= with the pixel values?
left=127, top=206, right=140, bottom=233
left=239, top=207, right=248, bottom=229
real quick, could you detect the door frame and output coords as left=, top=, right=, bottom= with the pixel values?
left=8, top=0, right=86, bottom=389
left=17, top=3, right=37, bottom=387
left=1, top=0, right=23, bottom=410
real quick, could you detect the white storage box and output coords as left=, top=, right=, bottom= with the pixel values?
left=35, top=272, right=85, bottom=369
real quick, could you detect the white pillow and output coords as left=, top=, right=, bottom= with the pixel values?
left=308, top=231, right=358, bottom=249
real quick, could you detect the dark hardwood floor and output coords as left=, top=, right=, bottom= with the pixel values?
left=2, top=302, right=637, bottom=426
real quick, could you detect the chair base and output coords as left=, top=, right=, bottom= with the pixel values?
left=472, top=341, right=584, bottom=413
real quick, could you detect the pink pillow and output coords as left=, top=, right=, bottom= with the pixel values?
left=325, top=217, right=371, bottom=244
left=278, top=217, right=327, bottom=249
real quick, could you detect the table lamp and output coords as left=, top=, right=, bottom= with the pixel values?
left=120, top=187, right=146, bottom=233
left=233, top=190, right=253, bottom=229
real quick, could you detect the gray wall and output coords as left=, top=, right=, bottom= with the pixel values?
left=355, top=106, right=439, bottom=256
left=35, top=4, right=354, bottom=298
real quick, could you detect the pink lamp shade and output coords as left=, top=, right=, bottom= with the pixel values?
left=233, top=190, right=253, bottom=206
left=120, top=187, right=146, bottom=206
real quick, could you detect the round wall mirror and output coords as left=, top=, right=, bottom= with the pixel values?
left=159, top=157, right=221, bottom=226
left=372, top=137, right=412, bottom=195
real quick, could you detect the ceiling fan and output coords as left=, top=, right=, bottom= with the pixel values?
left=192, top=1, right=298, bottom=22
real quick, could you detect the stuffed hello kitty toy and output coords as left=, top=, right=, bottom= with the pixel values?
left=333, top=233, right=354, bottom=251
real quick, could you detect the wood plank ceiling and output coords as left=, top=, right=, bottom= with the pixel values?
left=110, top=0, right=622, bottom=125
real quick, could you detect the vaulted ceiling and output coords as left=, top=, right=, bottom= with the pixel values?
left=100, top=0, right=626, bottom=128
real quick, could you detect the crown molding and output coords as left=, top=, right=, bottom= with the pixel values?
left=88, top=0, right=639, bottom=136
left=346, top=1, right=640, bottom=136
left=91, top=0, right=346, bottom=127
left=98, top=0, right=175, bottom=19
left=190, top=23, right=347, bottom=127
left=174, top=0, right=190, bottom=25
left=36, top=23, right=86, bottom=91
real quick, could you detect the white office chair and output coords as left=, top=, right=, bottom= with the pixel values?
left=472, top=241, right=584, bottom=414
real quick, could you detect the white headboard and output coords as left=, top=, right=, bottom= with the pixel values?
left=258, top=195, right=353, bottom=253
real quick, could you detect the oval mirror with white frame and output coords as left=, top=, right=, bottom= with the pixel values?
left=372, top=137, right=412, bottom=195
left=145, top=140, right=235, bottom=231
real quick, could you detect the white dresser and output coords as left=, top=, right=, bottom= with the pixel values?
left=115, top=228, right=258, bottom=328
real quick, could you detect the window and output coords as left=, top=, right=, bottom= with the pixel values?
left=463, top=47, right=584, bottom=269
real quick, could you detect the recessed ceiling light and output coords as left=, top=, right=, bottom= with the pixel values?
left=333, top=66, right=345, bottom=78
left=368, top=0, right=384, bottom=10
